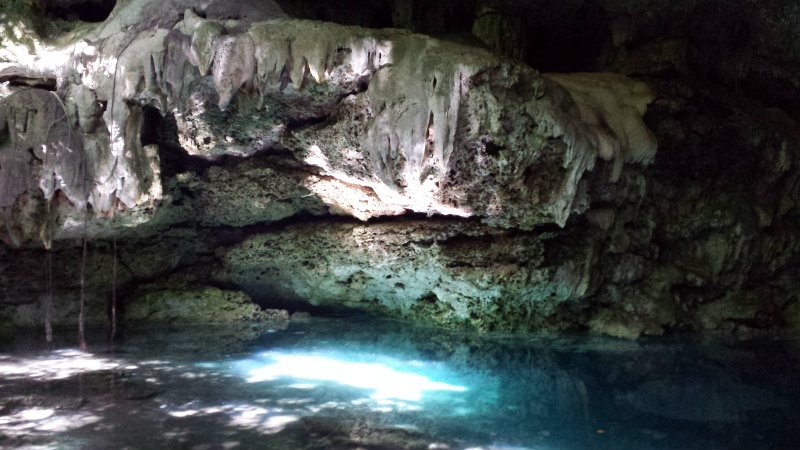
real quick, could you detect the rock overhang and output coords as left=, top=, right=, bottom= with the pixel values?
left=0, top=0, right=658, bottom=245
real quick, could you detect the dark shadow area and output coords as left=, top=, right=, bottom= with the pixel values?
left=38, top=0, right=117, bottom=22
left=0, top=75, right=57, bottom=91
left=196, top=0, right=288, bottom=23
left=518, top=1, right=611, bottom=72
left=277, top=0, right=394, bottom=29
left=139, top=105, right=216, bottom=178
left=256, top=296, right=366, bottom=317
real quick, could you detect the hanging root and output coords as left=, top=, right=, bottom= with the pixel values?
left=44, top=250, right=53, bottom=344
left=111, top=236, right=118, bottom=341
left=79, top=229, right=88, bottom=351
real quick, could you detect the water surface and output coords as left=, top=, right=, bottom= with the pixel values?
left=1, top=316, right=799, bottom=449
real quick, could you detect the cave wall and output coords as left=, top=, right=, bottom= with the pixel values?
left=0, top=0, right=798, bottom=338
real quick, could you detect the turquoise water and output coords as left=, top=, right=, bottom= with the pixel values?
left=1, top=316, right=799, bottom=449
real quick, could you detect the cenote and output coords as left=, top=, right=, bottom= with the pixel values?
left=3, top=0, right=800, bottom=448
left=2, top=317, right=800, bottom=449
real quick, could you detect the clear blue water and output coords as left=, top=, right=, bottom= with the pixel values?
left=1, top=316, right=799, bottom=449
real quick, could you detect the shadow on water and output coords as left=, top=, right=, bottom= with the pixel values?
left=1, top=317, right=800, bottom=449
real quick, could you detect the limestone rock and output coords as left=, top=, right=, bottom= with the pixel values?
left=0, top=0, right=657, bottom=245
left=223, top=220, right=588, bottom=331
left=543, top=73, right=657, bottom=182
left=196, top=162, right=328, bottom=227
left=125, top=287, right=287, bottom=324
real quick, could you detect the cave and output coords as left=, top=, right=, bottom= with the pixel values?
left=1, top=0, right=800, bottom=448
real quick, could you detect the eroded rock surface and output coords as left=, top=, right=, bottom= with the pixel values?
left=126, top=287, right=289, bottom=324
left=1, top=0, right=656, bottom=241
left=224, top=220, right=588, bottom=331
left=0, top=0, right=798, bottom=338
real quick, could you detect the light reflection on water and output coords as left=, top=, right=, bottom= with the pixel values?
left=239, top=351, right=467, bottom=401
left=0, top=317, right=799, bottom=449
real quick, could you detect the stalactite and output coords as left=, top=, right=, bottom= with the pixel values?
left=79, top=217, right=88, bottom=351
left=78, top=148, right=89, bottom=351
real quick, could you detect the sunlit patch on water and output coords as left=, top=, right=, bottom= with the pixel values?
left=0, top=406, right=101, bottom=438
left=0, top=350, right=122, bottom=381
left=165, top=403, right=300, bottom=434
left=239, top=351, right=467, bottom=402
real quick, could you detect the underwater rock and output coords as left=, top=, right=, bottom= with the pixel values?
left=283, top=415, right=450, bottom=450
